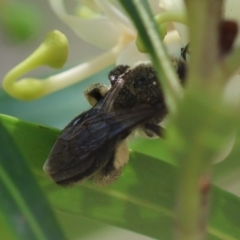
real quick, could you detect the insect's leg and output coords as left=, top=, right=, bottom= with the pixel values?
left=94, top=141, right=129, bottom=186
left=138, top=123, right=165, bottom=139
left=84, top=83, right=110, bottom=106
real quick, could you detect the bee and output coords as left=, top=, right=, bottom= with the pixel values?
left=43, top=56, right=187, bottom=187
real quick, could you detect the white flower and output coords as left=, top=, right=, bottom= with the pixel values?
left=159, top=0, right=188, bottom=45
left=3, top=0, right=185, bottom=100
left=49, top=0, right=173, bottom=65
left=160, top=0, right=240, bottom=48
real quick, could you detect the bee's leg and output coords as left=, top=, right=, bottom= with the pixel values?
left=84, top=83, right=110, bottom=106
left=138, top=123, right=165, bottom=139
left=94, top=141, right=129, bottom=186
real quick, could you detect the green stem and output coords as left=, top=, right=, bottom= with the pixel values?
left=177, top=145, right=211, bottom=240
left=185, top=0, right=223, bottom=87
left=176, top=0, right=224, bottom=239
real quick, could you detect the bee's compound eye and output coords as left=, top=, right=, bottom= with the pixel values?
left=108, top=65, right=130, bottom=86
left=109, top=75, right=117, bottom=85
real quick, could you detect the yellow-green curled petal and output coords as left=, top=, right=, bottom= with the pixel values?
left=38, top=30, right=69, bottom=68
left=7, top=78, right=48, bottom=100
left=2, top=30, right=69, bottom=100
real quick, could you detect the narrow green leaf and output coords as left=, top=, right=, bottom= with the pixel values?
left=1, top=114, right=240, bottom=239
left=0, top=119, right=66, bottom=240
left=0, top=208, right=19, bottom=240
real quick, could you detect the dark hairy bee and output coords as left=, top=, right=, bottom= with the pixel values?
left=43, top=54, right=187, bottom=187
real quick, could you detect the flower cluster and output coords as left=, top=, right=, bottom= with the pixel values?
left=2, top=0, right=240, bottom=101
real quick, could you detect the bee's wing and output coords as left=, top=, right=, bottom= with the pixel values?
left=44, top=106, right=156, bottom=186
left=58, top=77, right=124, bottom=139
left=97, top=76, right=124, bottom=112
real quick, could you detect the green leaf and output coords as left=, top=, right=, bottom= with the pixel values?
left=1, top=114, right=240, bottom=239
left=0, top=117, right=66, bottom=240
